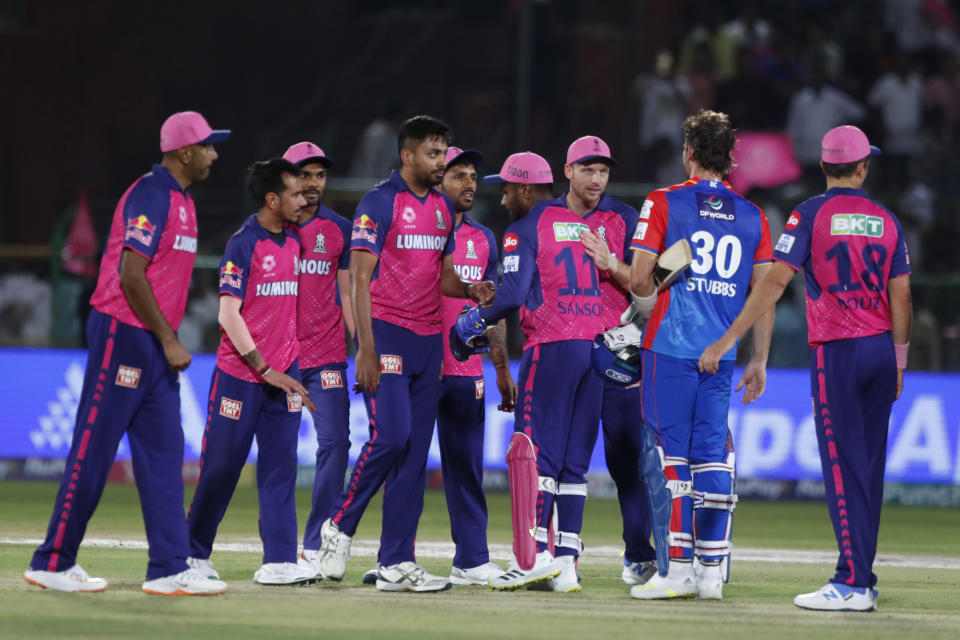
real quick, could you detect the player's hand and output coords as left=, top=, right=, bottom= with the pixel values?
left=735, top=360, right=766, bottom=404
left=580, top=229, right=615, bottom=272
left=496, top=367, right=518, bottom=412
left=354, top=344, right=381, bottom=394
left=162, top=337, right=192, bottom=372
left=467, top=281, right=495, bottom=306
left=263, top=369, right=318, bottom=412
left=895, top=368, right=903, bottom=400
left=698, top=336, right=734, bottom=374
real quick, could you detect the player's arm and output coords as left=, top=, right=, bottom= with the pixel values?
left=336, top=268, right=356, bottom=337
left=888, top=274, right=912, bottom=400
left=488, top=319, right=517, bottom=412
left=218, top=294, right=317, bottom=411
left=440, top=255, right=495, bottom=305
left=350, top=249, right=380, bottom=393
left=699, top=261, right=795, bottom=374
left=733, top=263, right=775, bottom=404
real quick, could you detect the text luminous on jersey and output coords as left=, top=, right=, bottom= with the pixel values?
left=830, top=214, right=884, bottom=237
left=255, top=281, right=298, bottom=296
left=396, top=234, right=446, bottom=250
left=299, top=259, right=332, bottom=275
left=553, top=222, right=590, bottom=242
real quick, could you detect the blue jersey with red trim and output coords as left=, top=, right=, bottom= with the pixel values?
left=632, top=178, right=772, bottom=360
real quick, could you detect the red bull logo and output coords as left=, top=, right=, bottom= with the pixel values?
left=124, top=214, right=156, bottom=245
left=219, top=261, right=244, bottom=288
left=352, top=214, right=378, bottom=243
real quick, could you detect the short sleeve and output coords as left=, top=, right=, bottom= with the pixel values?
left=753, top=208, right=774, bottom=264
left=441, top=193, right=457, bottom=257
left=889, top=215, right=912, bottom=278
left=218, top=234, right=253, bottom=300
left=482, top=227, right=499, bottom=284
left=620, top=205, right=640, bottom=264
left=350, top=189, right=394, bottom=256
left=479, top=221, right=536, bottom=324
left=334, top=214, right=352, bottom=270
left=121, top=181, right=171, bottom=260
left=772, top=207, right=812, bottom=271
left=631, top=190, right=668, bottom=256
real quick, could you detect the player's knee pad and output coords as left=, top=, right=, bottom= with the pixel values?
left=664, top=456, right=694, bottom=559
left=692, top=455, right=737, bottom=563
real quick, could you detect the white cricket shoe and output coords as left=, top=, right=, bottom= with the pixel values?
left=488, top=551, right=561, bottom=591
left=547, top=555, right=582, bottom=592
left=697, top=562, right=723, bottom=600
left=362, top=565, right=379, bottom=585
left=376, top=562, right=452, bottom=592
left=793, top=583, right=876, bottom=611
left=187, top=557, right=220, bottom=580
left=24, top=564, right=108, bottom=593
left=253, top=562, right=319, bottom=585
left=142, top=567, right=227, bottom=595
left=317, top=518, right=352, bottom=581
left=297, top=549, right=324, bottom=581
left=621, top=559, right=657, bottom=585
left=449, top=562, right=505, bottom=586
left=630, top=561, right=697, bottom=599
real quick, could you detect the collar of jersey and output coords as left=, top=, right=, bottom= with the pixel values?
left=150, top=163, right=187, bottom=194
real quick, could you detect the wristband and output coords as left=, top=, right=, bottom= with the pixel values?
left=606, top=252, right=618, bottom=273
left=257, top=363, right=271, bottom=378
left=894, top=343, right=908, bottom=370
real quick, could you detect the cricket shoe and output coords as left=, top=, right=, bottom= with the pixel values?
left=317, top=518, right=352, bottom=581
left=488, top=551, right=561, bottom=591
left=24, top=564, right=108, bottom=593
left=142, top=567, right=227, bottom=596
left=254, top=562, right=319, bottom=586
left=297, top=549, right=324, bottom=581
left=376, top=562, right=452, bottom=592
left=546, top=555, right=582, bottom=592
left=630, top=561, right=697, bottom=599
left=696, top=562, right=723, bottom=600
left=449, top=562, right=506, bottom=586
left=362, top=565, right=379, bottom=585
left=621, top=558, right=657, bottom=585
left=187, top=557, right=220, bottom=580
left=793, top=583, right=876, bottom=611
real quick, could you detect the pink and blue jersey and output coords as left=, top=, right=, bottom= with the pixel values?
left=216, top=215, right=301, bottom=382
left=633, top=178, right=772, bottom=360
left=547, top=193, right=639, bottom=330
left=90, top=164, right=198, bottom=330
left=350, top=171, right=456, bottom=336
left=440, top=216, right=499, bottom=376
left=291, top=205, right=352, bottom=368
left=479, top=201, right=605, bottom=349
left=772, top=186, right=910, bottom=346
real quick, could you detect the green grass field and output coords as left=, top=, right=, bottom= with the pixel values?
left=1, top=481, right=958, bottom=639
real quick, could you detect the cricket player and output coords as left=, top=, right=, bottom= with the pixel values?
left=186, top=158, right=319, bottom=586
left=316, top=115, right=494, bottom=592
left=25, top=111, right=229, bottom=596
left=629, top=110, right=773, bottom=600
left=459, top=150, right=605, bottom=592
left=437, top=146, right=512, bottom=585
left=556, top=135, right=658, bottom=585
left=700, top=125, right=912, bottom=612
left=280, top=142, right=355, bottom=577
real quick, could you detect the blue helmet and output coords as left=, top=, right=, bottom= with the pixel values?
left=591, top=334, right=642, bottom=386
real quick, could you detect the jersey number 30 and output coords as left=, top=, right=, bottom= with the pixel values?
left=690, top=231, right=743, bottom=278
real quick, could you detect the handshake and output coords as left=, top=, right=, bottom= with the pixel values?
left=449, top=305, right=495, bottom=362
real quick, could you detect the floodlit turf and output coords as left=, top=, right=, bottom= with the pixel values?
left=2, top=481, right=959, bottom=639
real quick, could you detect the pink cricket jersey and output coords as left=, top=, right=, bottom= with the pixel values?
left=216, top=215, right=301, bottom=382
left=773, top=187, right=910, bottom=346
left=349, top=171, right=456, bottom=335
left=90, top=164, right=198, bottom=330
left=440, top=216, right=499, bottom=376
left=291, top=204, right=352, bottom=368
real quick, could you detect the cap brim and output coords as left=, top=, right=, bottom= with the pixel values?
left=869, top=145, right=882, bottom=156
left=569, top=154, right=617, bottom=166
left=482, top=174, right=506, bottom=184
left=447, top=150, right=484, bottom=171
left=296, top=156, right=335, bottom=168
left=198, top=130, right=231, bottom=145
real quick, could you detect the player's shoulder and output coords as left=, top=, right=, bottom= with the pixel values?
left=461, top=215, right=494, bottom=237
left=126, top=166, right=177, bottom=204
left=224, top=215, right=261, bottom=253
left=599, top=194, right=640, bottom=220
left=317, top=204, right=352, bottom=232
left=644, top=180, right=694, bottom=203
left=358, top=175, right=400, bottom=209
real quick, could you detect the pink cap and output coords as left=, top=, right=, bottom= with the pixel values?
left=821, top=125, right=881, bottom=164
left=283, top=141, right=334, bottom=167
left=482, top=151, right=554, bottom=185
left=445, top=146, right=484, bottom=169
left=159, top=111, right=230, bottom=152
left=566, top=135, right=617, bottom=165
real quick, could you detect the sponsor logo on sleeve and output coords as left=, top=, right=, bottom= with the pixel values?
left=553, top=222, right=590, bottom=242
left=775, top=233, right=795, bottom=254
left=639, top=199, right=653, bottom=219
left=785, top=212, right=801, bottom=230
left=219, top=397, right=242, bottom=420
left=503, top=232, right=519, bottom=252
left=475, top=379, right=485, bottom=399
left=287, top=393, right=303, bottom=412
left=380, top=354, right=403, bottom=374
left=115, top=365, right=141, bottom=389
left=320, top=370, right=343, bottom=389
left=124, top=215, right=155, bottom=245
left=503, top=255, right=520, bottom=273
left=830, top=214, right=883, bottom=237
left=352, top=214, right=378, bottom=243
left=633, top=222, right=649, bottom=241
left=220, top=261, right=244, bottom=288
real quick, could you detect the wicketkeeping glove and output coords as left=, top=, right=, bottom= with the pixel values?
left=449, top=306, right=493, bottom=362
left=602, top=322, right=644, bottom=353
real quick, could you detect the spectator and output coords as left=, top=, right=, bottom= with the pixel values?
left=868, top=52, right=924, bottom=190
